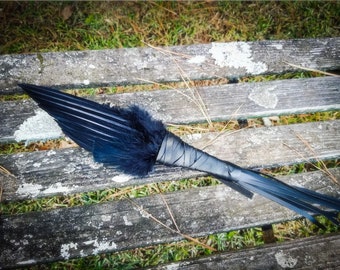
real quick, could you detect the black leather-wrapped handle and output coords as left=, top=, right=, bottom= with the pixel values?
left=156, top=131, right=340, bottom=227
left=156, top=132, right=254, bottom=198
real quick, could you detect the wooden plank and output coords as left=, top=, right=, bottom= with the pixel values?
left=1, top=38, right=339, bottom=94
left=150, top=234, right=340, bottom=270
left=1, top=169, right=339, bottom=268
left=1, top=120, right=339, bottom=202
left=1, top=76, right=339, bottom=143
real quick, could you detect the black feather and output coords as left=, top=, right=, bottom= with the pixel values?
left=18, top=83, right=166, bottom=176
left=19, top=83, right=340, bottom=226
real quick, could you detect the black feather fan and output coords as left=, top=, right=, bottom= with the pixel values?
left=19, top=84, right=340, bottom=227
left=18, top=84, right=166, bottom=176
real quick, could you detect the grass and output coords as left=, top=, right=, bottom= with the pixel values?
left=31, top=228, right=262, bottom=270
left=39, top=217, right=334, bottom=270
left=1, top=1, right=340, bottom=54
left=1, top=1, right=340, bottom=269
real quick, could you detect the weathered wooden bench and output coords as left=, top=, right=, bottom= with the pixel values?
left=1, top=38, right=339, bottom=269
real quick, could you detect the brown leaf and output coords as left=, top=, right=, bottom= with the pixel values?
left=61, top=5, right=73, bottom=21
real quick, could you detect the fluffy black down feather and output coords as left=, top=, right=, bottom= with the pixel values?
left=92, top=105, right=167, bottom=175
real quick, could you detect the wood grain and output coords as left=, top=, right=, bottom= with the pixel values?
left=1, top=77, right=339, bottom=143
left=1, top=120, right=339, bottom=202
left=151, top=234, right=340, bottom=270
left=1, top=169, right=339, bottom=268
left=1, top=38, right=339, bottom=93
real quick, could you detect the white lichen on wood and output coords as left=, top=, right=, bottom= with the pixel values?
left=187, top=55, right=206, bottom=64
left=248, top=85, right=278, bottom=109
left=14, top=110, right=62, bottom=143
left=16, top=183, right=43, bottom=198
left=60, top=242, right=78, bottom=260
left=111, top=174, right=133, bottom=183
left=274, top=250, right=298, bottom=269
left=82, top=238, right=117, bottom=255
left=209, top=42, right=267, bottom=74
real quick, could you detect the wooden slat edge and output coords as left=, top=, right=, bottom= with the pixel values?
left=1, top=76, right=340, bottom=143
left=1, top=38, right=339, bottom=93
left=1, top=169, right=339, bottom=268
left=1, top=120, right=339, bottom=202
left=150, top=234, right=340, bottom=270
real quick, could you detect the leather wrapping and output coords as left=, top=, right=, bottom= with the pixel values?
left=156, top=131, right=254, bottom=198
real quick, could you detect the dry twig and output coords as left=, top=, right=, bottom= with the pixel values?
left=283, top=131, right=338, bottom=185
left=173, top=58, right=213, bottom=127
left=127, top=197, right=216, bottom=251
left=155, top=183, right=181, bottom=232
left=0, top=165, right=16, bottom=178
left=201, top=104, right=244, bottom=150
left=283, top=61, right=340, bottom=77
